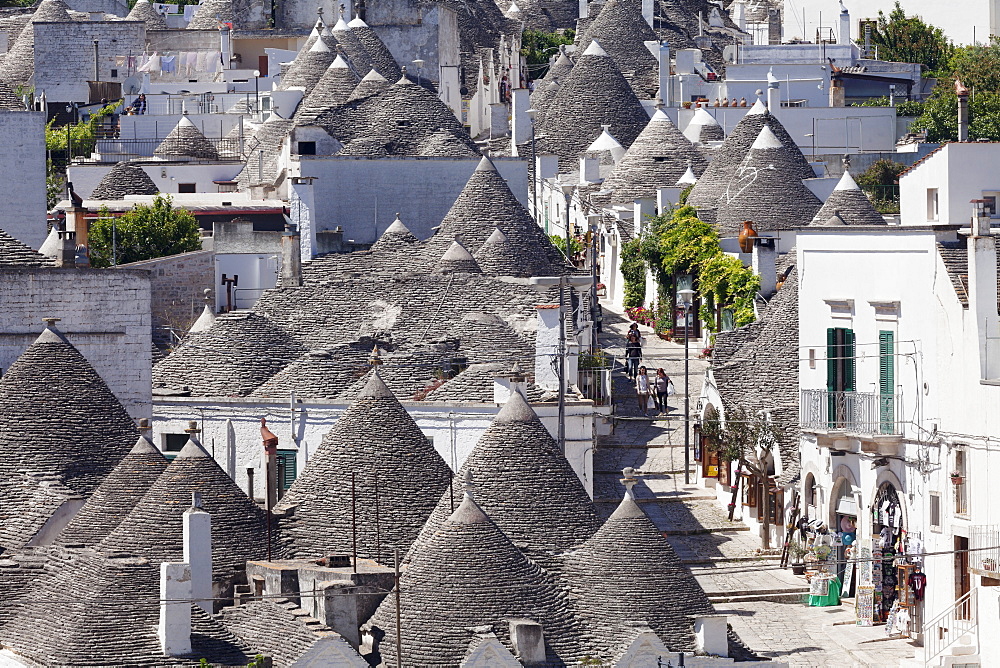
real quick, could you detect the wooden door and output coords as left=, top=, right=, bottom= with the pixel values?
left=258, top=55, right=269, bottom=77
left=956, top=535, right=971, bottom=619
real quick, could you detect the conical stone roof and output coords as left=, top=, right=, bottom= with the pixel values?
left=713, top=125, right=822, bottom=235
left=295, top=55, right=359, bottom=124
left=274, top=372, right=451, bottom=564
left=425, top=156, right=566, bottom=272
left=0, top=79, right=25, bottom=110
left=577, top=0, right=658, bottom=96
left=347, top=17, right=401, bottom=80
left=237, top=113, right=294, bottom=187
left=368, top=493, right=578, bottom=667
left=154, top=115, right=219, bottom=160
left=126, top=0, right=168, bottom=29
left=472, top=227, right=553, bottom=278
left=0, top=0, right=73, bottom=86
left=407, top=392, right=600, bottom=561
left=56, top=436, right=167, bottom=546
left=89, top=161, right=159, bottom=200
left=279, top=39, right=336, bottom=93
left=347, top=68, right=389, bottom=102
left=434, top=239, right=481, bottom=274
left=0, top=326, right=137, bottom=496
left=331, top=19, right=374, bottom=75
left=683, top=106, right=724, bottom=144
left=249, top=341, right=377, bottom=400
left=560, top=490, right=716, bottom=656
left=687, top=100, right=814, bottom=213
left=369, top=213, right=419, bottom=252
left=187, top=0, right=233, bottom=29
left=0, top=227, right=51, bottom=266
left=99, top=434, right=269, bottom=573
left=812, top=170, right=886, bottom=226
left=536, top=40, right=651, bottom=167
left=528, top=78, right=561, bottom=127
left=601, top=108, right=708, bottom=204
left=152, top=311, right=305, bottom=396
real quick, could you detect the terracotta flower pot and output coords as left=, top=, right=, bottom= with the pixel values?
left=738, top=220, right=758, bottom=254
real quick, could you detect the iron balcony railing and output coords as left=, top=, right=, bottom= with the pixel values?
left=577, top=366, right=612, bottom=406
left=970, top=526, right=1000, bottom=575
left=79, top=137, right=247, bottom=163
left=800, top=389, right=903, bottom=436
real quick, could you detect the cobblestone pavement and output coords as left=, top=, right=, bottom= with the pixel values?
left=594, top=301, right=918, bottom=667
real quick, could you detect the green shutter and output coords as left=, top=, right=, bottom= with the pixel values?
left=276, top=450, right=297, bottom=490
left=826, top=328, right=837, bottom=427
left=844, top=329, right=856, bottom=392
left=879, top=331, right=895, bottom=433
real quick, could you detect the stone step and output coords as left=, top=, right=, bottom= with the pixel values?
left=710, top=590, right=809, bottom=604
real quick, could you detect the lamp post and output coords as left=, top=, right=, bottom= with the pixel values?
left=888, top=83, right=896, bottom=108
left=412, top=58, right=425, bottom=85
left=678, top=284, right=696, bottom=484
left=253, top=69, right=260, bottom=113
left=561, top=181, right=574, bottom=266
left=526, top=107, right=537, bottom=221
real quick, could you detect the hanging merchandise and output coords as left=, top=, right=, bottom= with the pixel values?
left=857, top=585, right=875, bottom=626
left=908, top=570, right=927, bottom=601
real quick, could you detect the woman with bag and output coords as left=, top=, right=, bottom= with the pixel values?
left=635, top=366, right=652, bottom=416
left=654, top=368, right=671, bottom=413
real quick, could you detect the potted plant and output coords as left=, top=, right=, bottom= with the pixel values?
left=950, top=471, right=964, bottom=485
left=789, top=543, right=808, bottom=575
left=984, top=557, right=997, bottom=571
left=655, top=311, right=673, bottom=340
left=596, top=282, right=606, bottom=297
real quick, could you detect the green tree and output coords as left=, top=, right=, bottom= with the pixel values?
left=911, top=88, right=1000, bottom=141
left=46, top=101, right=120, bottom=168
left=620, top=238, right=645, bottom=309
left=89, top=195, right=202, bottom=267
left=944, top=37, right=1000, bottom=92
left=854, top=158, right=906, bottom=213
left=549, top=233, right=583, bottom=257
left=521, top=29, right=575, bottom=81
left=871, top=1, right=953, bottom=73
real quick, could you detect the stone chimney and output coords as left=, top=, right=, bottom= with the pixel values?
left=183, top=492, right=213, bottom=614
left=55, top=230, right=76, bottom=268
left=766, top=69, right=780, bottom=114
left=493, top=361, right=528, bottom=404
left=158, top=562, right=192, bottom=656
left=958, top=85, right=970, bottom=142
left=968, top=199, right=999, bottom=378
left=579, top=155, right=601, bottom=184
left=261, top=417, right=279, bottom=509
left=509, top=619, right=545, bottom=664
left=752, top=237, right=777, bottom=299
left=694, top=615, right=729, bottom=657
left=839, top=2, right=851, bottom=45
left=281, top=225, right=302, bottom=287
left=829, top=77, right=845, bottom=107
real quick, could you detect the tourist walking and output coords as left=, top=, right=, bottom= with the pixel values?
left=654, top=368, right=671, bottom=413
left=624, top=325, right=641, bottom=379
left=635, top=366, right=651, bottom=416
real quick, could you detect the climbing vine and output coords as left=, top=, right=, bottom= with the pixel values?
left=620, top=238, right=645, bottom=309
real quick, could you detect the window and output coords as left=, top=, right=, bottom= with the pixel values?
left=297, top=141, right=316, bottom=155
left=955, top=449, right=968, bottom=516
left=879, top=331, right=895, bottom=433
left=110, top=68, right=118, bottom=78
left=178, top=183, right=196, bottom=193
left=930, top=492, right=942, bottom=531
left=927, top=188, right=939, bottom=221
left=826, top=327, right=856, bottom=427
left=805, top=473, right=818, bottom=509
left=163, top=433, right=188, bottom=452
left=276, top=449, right=298, bottom=492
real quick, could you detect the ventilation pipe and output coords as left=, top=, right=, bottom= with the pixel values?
left=958, top=81, right=970, bottom=142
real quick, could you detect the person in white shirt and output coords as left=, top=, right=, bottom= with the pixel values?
left=635, top=365, right=651, bottom=416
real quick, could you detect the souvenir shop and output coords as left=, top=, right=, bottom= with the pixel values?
left=794, top=480, right=926, bottom=636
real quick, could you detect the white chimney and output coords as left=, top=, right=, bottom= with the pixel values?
left=695, top=615, right=730, bottom=657
left=641, top=0, right=653, bottom=28
left=511, top=88, right=531, bottom=151
left=289, top=176, right=317, bottom=262
left=183, top=492, right=213, bottom=615
left=969, top=200, right=999, bottom=378
left=766, top=69, right=780, bottom=115
left=752, top=237, right=777, bottom=298
left=533, top=304, right=561, bottom=391
left=733, top=0, right=746, bottom=31
left=644, top=41, right=671, bottom=106
left=839, top=2, right=851, bottom=45
left=578, top=0, right=587, bottom=19
left=159, top=562, right=192, bottom=656
left=580, top=155, right=601, bottom=184
left=509, top=620, right=546, bottom=663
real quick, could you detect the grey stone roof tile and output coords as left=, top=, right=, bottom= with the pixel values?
left=278, top=39, right=336, bottom=94
left=422, top=362, right=545, bottom=403
left=90, top=160, right=159, bottom=200
left=294, top=55, right=359, bottom=124
left=576, top=0, right=659, bottom=97
left=237, top=114, right=294, bottom=187
left=347, top=17, right=401, bottom=81
left=274, top=371, right=452, bottom=564
left=0, top=227, right=51, bottom=266
left=187, top=0, right=233, bottom=29
left=812, top=170, right=887, bottom=226
left=55, top=437, right=167, bottom=547
left=937, top=237, right=1000, bottom=312
left=98, top=435, right=270, bottom=574
left=367, top=493, right=581, bottom=667
left=331, top=18, right=374, bottom=76
left=535, top=41, right=651, bottom=168
left=0, top=326, right=138, bottom=549
left=0, top=78, right=24, bottom=110
left=601, top=108, right=708, bottom=204
left=407, top=392, right=600, bottom=561
left=0, top=0, right=73, bottom=86
left=126, top=0, right=167, bottom=29
left=154, top=115, right=220, bottom=160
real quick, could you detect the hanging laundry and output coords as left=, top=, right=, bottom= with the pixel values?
left=161, top=55, right=176, bottom=73
left=196, top=52, right=208, bottom=72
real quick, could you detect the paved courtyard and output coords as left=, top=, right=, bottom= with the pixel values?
left=595, top=302, right=919, bottom=667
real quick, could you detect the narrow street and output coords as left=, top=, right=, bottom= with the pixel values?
left=594, top=301, right=920, bottom=667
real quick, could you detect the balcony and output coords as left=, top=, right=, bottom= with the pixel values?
left=800, top=389, right=903, bottom=452
left=970, top=526, right=1000, bottom=579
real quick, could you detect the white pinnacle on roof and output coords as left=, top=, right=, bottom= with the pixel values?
left=587, top=125, right=625, bottom=163
left=751, top=125, right=783, bottom=150
left=362, top=69, right=387, bottom=82
left=309, top=38, right=330, bottom=53
left=442, top=239, right=475, bottom=262
left=333, top=16, right=350, bottom=30
left=583, top=39, right=608, bottom=57
left=683, top=106, right=722, bottom=143
left=189, top=302, right=215, bottom=334
left=475, top=155, right=496, bottom=172
left=177, top=115, right=197, bottom=128
left=676, top=163, right=698, bottom=186
left=331, top=54, right=348, bottom=68
left=384, top=214, right=410, bottom=235
left=747, top=98, right=768, bottom=115
left=348, top=16, right=368, bottom=27
left=505, top=2, right=521, bottom=16
left=834, top=170, right=860, bottom=191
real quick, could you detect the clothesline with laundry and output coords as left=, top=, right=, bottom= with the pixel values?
left=126, top=51, right=225, bottom=76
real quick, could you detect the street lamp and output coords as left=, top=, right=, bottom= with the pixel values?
left=412, top=58, right=425, bottom=85
left=888, top=83, right=896, bottom=108
left=678, top=282, right=696, bottom=485
left=560, top=181, right=574, bottom=267
left=253, top=69, right=260, bottom=113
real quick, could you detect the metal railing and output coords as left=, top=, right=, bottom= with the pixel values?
left=577, top=366, right=612, bottom=406
left=81, top=136, right=247, bottom=163
left=924, top=587, right=978, bottom=665
left=970, top=526, right=1000, bottom=574
left=800, top=389, right=903, bottom=435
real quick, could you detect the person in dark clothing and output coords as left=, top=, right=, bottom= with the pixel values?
left=624, top=324, right=642, bottom=378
